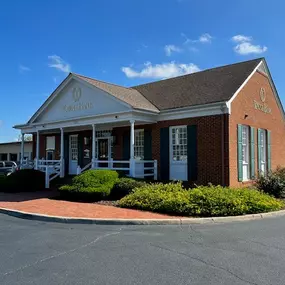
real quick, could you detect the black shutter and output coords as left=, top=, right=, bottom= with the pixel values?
left=187, top=125, right=197, bottom=181
left=160, top=127, right=169, bottom=180
left=64, top=134, right=69, bottom=175
left=144, top=129, right=152, bottom=160
left=123, top=131, right=130, bottom=160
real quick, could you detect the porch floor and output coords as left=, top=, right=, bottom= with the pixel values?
left=0, top=191, right=176, bottom=219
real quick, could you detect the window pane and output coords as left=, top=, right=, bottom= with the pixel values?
left=134, top=130, right=144, bottom=160
left=171, top=126, right=187, bottom=161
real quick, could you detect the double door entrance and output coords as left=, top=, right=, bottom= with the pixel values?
left=68, top=135, right=111, bottom=175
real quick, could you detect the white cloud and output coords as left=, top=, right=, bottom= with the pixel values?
left=48, top=55, right=71, bottom=73
left=121, top=61, right=200, bottom=79
left=231, top=34, right=267, bottom=55
left=19, top=64, right=31, bottom=73
left=181, top=32, right=213, bottom=44
left=234, top=42, right=268, bottom=55
left=231, top=35, right=252, bottom=43
left=199, top=33, right=212, bottom=43
left=164, top=45, right=182, bottom=56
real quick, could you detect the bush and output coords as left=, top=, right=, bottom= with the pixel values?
left=111, top=178, right=146, bottom=199
left=119, top=183, right=283, bottom=217
left=0, top=169, right=45, bottom=192
left=255, top=167, right=285, bottom=198
left=59, top=169, right=119, bottom=201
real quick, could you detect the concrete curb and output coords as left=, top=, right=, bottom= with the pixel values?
left=1, top=207, right=285, bottom=225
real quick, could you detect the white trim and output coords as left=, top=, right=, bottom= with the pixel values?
left=73, top=75, right=133, bottom=109
left=14, top=111, right=157, bottom=133
left=169, top=125, right=188, bottom=164
left=158, top=102, right=228, bottom=121
left=28, top=74, right=73, bottom=124
left=260, top=60, right=285, bottom=121
left=227, top=60, right=263, bottom=105
left=227, top=59, right=285, bottom=121
left=27, top=74, right=159, bottom=125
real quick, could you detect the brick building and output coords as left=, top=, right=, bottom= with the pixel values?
left=14, top=58, right=285, bottom=187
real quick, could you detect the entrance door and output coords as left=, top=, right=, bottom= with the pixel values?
left=98, top=138, right=109, bottom=167
left=69, top=135, right=78, bottom=175
left=169, top=126, right=188, bottom=181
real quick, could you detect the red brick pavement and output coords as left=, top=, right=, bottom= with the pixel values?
left=0, top=191, right=175, bottom=219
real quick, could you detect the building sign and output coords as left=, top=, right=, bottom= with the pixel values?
left=254, top=87, right=272, bottom=114
left=63, top=87, right=94, bottom=112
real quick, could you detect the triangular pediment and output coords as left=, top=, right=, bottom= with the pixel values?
left=32, top=77, right=131, bottom=124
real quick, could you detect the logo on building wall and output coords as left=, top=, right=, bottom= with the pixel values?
left=63, top=86, right=93, bottom=112
left=254, top=87, right=272, bottom=114
left=260, top=87, right=266, bottom=102
left=72, top=87, right=82, bottom=102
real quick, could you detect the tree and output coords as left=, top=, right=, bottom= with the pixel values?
left=17, top=134, right=33, bottom=142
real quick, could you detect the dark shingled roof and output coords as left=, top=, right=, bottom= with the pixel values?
left=132, top=58, right=263, bottom=110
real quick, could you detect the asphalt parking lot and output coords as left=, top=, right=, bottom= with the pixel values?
left=1, top=214, right=285, bottom=285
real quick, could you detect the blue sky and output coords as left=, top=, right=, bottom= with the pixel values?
left=0, top=0, right=284, bottom=142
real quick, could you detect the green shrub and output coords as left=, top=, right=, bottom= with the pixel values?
left=111, top=178, right=146, bottom=199
left=0, top=169, right=45, bottom=192
left=59, top=169, right=119, bottom=201
left=119, top=183, right=283, bottom=217
left=255, top=167, right=285, bottom=198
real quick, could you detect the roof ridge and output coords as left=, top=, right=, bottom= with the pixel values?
left=132, top=57, right=264, bottom=88
left=72, top=72, right=134, bottom=91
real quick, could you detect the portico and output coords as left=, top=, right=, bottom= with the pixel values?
left=15, top=73, right=159, bottom=187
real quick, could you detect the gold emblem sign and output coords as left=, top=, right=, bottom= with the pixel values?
left=253, top=87, right=271, bottom=114
left=72, top=87, right=82, bottom=102
left=260, top=87, right=266, bottom=102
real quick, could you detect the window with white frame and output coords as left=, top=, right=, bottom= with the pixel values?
left=260, top=129, right=267, bottom=174
left=171, top=126, right=187, bottom=162
left=134, top=129, right=144, bottom=160
left=242, top=125, right=250, bottom=180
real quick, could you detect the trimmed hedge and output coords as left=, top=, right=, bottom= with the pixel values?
left=0, top=169, right=45, bottom=192
left=256, top=167, right=285, bottom=198
left=119, top=183, right=283, bottom=217
left=59, top=169, right=119, bottom=201
left=111, top=178, right=146, bottom=199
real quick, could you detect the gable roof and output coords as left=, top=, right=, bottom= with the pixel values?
left=73, top=73, right=159, bottom=113
left=132, top=58, right=263, bottom=110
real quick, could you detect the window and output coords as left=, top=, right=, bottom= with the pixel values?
left=259, top=129, right=267, bottom=174
left=134, top=129, right=144, bottom=160
left=241, top=125, right=250, bottom=180
left=84, top=136, right=91, bottom=159
left=0, top=153, right=7, bottom=161
left=170, top=126, right=187, bottom=162
left=46, top=136, right=55, bottom=150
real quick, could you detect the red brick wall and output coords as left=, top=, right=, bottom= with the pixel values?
left=113, top=115, right=228, bottom=185
left=229, top=71, right=285, bottom=187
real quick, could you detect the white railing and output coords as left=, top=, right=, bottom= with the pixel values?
left=134, top=160, right=158, bottom=180
left=77, top=159, right=157, bottom=180
left=20, top=159, right=34, bottom=169
left=36, top=160, right=62, bottom=188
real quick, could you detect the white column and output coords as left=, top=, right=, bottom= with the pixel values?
left=60, top=128, right=64, bottom=177
left=129, top=120, right=135, bottom=177
left=20, top=133, right=25, bottom=167
left=7, top=153, right=11, bottom=162
left=92, top=124, right=96, bottom=168
left=35, top=131, right=40, bottom=170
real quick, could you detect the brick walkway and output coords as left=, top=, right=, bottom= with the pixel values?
left=0, top=191, right=175, bottom=219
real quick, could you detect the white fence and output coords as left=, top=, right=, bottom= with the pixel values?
left=78, top=159, right=157, bottom=180
left=37, top=160, right=62, bottom=188
left=26, top=159, right=157, bottom=189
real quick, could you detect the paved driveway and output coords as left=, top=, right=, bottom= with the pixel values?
left=1, top=214, right=285, bottom=285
